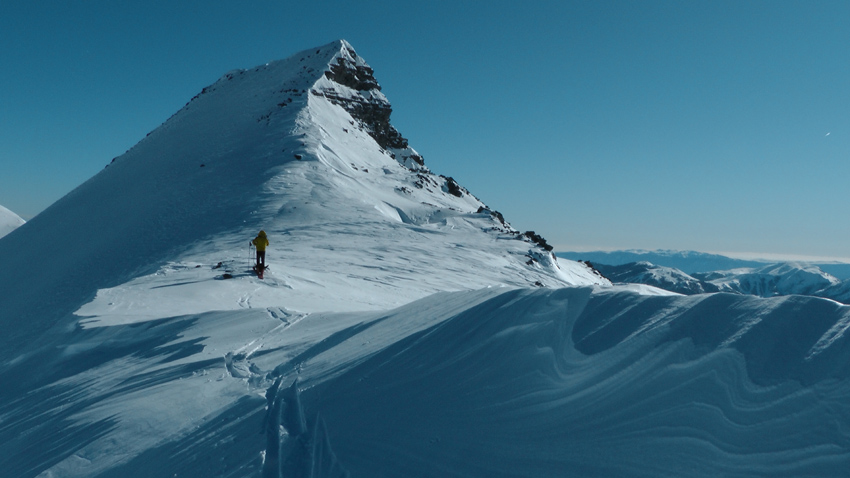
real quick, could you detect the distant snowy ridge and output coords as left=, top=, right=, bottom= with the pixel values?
left=694, top=262, right=841, bottom=298
left=558, top=249, right=767, bottom=273
left=817, top=280, right=850, bottom=304
left=560, top=248, right=850, bottom=279
left=592, top=260, right=850, bottom=304
left=594, top=261, right=719, bottom=295
left=0, top=204, right=25, bottom=239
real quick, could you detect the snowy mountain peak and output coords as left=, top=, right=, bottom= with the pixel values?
left=161, top=40, right=423, bottom=172
left=325, top=39, right=381, bottom=91
left=0, top=41, right=604, bottom=348
left=312, top=41, right=425, bottom=170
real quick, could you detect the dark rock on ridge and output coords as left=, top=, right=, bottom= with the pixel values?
left=523, top=231, right=554, bottom=252
left=314, top=44, right=424, bottom=168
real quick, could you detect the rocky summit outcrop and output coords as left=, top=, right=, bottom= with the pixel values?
left=313, top=41, right=425, bottom=170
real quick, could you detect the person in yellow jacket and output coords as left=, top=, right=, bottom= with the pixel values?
left=251, top=230, right=269, bottom=269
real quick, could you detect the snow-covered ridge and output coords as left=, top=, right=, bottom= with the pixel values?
left=558, top=249, right=768, bottom=273
left=0, top=204, right=25, bottom=240
left=592, top=259, right=850, bottom=304
left=0, top=39, right=603, bottom=343
left=594, top=261, right=719, bottom=295
left=694, top=262, right=841, bottom=298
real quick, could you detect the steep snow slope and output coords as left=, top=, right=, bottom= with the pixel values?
left=0, top=204, right=25, bottom=240
left=594, top=261, right=719, bottom=295
left=0, top=40, right=603, bottom=348
left=695, top=262, right=840, bottom=298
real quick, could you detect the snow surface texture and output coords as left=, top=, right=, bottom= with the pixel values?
left=0, top=204, right=25, bottom=239
left=1, top=41, right=849, bottom=477
left=4, top=288, right=850, bottom=477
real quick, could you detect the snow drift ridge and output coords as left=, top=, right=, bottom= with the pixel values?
left=6, top=287, right=848, bottom=477
left=289, top=288, right=850, bottom=477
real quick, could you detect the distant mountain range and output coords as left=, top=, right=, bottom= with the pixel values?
left=593, top=262, right=719, bottom=295
left=576, top=251, right=850, bottom=304
left=3, top=41, right=849, bottom=477
left=694, top=262, right=841, bottom=298
left=559, top=249, right=850, bottom=280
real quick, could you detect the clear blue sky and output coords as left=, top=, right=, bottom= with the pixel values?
left=1, top=1, right=848, bottom=260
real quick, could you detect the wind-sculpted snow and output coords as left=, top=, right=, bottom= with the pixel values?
left=3, top=287, right=850, bottom=476
left=278, top=289, right=850, bottom=477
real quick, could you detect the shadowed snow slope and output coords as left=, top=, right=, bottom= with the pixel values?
left=290, top=289, right=850, bottom=477
left=2, top=288, right=849, bottom=477
left=1, top=41, right=849, bottom=477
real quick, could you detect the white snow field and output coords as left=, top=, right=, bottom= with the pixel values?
left=1, top=41, right=849, bottom=477
left=0, top=204, right=25, bottom=240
